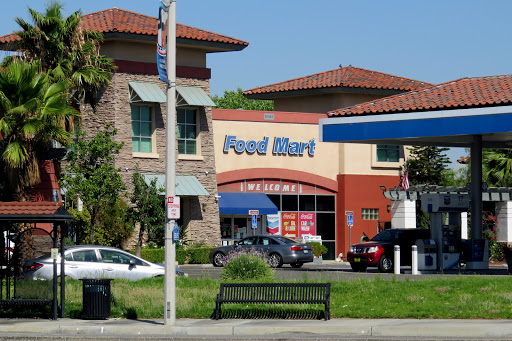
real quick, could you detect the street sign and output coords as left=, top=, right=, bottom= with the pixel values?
left=347, top=214, right=354, bottom=226
left=167, top=196, right=180, bottom=219
left=248, top=210, right=259, bottom=215
left=251, top=214, right=257, bottom=229
left=345, top=210, right=354, bottom=216
left=172, top=222, right=180, bottom=241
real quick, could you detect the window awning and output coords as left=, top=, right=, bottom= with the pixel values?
left=176, top=85, right=216, bottom=107
left=142, top=174, right=209, bottom=196
left=129, top=81, right=166, bottom=103
left=218, top=192, right=278, bottom=215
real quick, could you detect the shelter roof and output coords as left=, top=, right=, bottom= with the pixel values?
left=0, top=7, right=248, bottom=50
left=328, top=74, right=512, bottom=117
left=243, top=66, right=433, bottom=98
left=0, top=202, right=72, bottom=222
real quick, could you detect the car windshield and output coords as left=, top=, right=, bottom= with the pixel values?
left=371, top=229, right=405, bottom=242
left=272, top=236, right=298, bottom=244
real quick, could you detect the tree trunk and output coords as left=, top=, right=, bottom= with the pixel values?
left=136, top=223, right=144, bottom=257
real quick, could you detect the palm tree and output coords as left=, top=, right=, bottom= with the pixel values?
left=0, top=60, right=76, bottom=201
left=7, top=0, right=115, bottom=111
left=483, top=149, right=512, bottom=187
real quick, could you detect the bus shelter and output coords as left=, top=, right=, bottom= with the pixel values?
left=0, top=202, right=71, bottom=319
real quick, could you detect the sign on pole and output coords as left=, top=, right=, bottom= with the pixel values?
left=167, top=196, right=180, bottom=219
left=347, top=213, right=354, bottom=227
left=248, top=210, right=259, bottom=215
left=251, top=214, right=257, bottom=229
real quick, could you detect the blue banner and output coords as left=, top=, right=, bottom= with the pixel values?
left=157, top=0, right=170, bottom=82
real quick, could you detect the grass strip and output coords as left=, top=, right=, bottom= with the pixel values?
left=61, top=275, right=512, bottom=319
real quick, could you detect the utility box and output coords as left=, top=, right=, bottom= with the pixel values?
left=416, top=239, right=437, bottom=271
left=81, top=279, right=112, bottom=319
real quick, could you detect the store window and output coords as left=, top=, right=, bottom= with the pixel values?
left=316, top=195, right=335, bottom=212
left=376, top=145, right=399, bottom=162
left=131, top=105, right=153, bottom=153
left=299, top=195, right=315, bottom=211
left=282, top=195, right=298, bottom=211
left=362, top=208, right=379, bottom=220
left=177, top=108, right=197, bottom=155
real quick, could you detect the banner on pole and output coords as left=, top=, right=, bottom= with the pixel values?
left=157, top=0, right=170, bottom=82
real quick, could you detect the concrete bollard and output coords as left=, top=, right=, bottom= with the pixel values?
left=394, top=245, right=400, bottom=274
left=411, top=245, right=418, bottom=275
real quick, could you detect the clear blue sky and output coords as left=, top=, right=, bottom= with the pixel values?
left=2, top=0, right=511, bottom=166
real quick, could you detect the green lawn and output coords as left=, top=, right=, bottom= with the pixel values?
left=61, top=275, right=512, bottom=319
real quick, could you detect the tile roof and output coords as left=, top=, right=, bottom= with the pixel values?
left=243, top=66, right=433, bottom=96
left=0, top=7, right=248, bottom=48
left=328, top=74, right=512, bottom=117
left=0, top=202, right=63, bottom=216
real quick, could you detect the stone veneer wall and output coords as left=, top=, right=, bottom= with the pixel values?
left=80, top=72, right=221, bottom=247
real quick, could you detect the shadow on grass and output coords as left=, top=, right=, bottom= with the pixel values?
left=213, top=306, right=326, bottom=320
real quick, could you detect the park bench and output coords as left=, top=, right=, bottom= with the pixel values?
left=215, top=282, right=331, bottom=320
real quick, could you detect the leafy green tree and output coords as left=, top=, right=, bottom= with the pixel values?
left=404, top=146, right=451, bottom=229
left=7, top=1, right=115, bottom=111
left=59, top=124, right=125, bottom=244
left=404, top=146, right=451, bottom=186
left=129, top=171, right=165, bottom=256
left=212, top=88, right=274, bottom=111
left=97, top=199, right=134, bottom=248
left=0, top=60, right=75, bottom=200
left=483, top=149, right=512, bottom=187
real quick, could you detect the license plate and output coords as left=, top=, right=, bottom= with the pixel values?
left=304, top=250, right=308, bottom=254
left=354, top=258, right=360, bottom=262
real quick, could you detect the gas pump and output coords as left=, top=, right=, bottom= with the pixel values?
left=421, top=194, right=470, bottom=271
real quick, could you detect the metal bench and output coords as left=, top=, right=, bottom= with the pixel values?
left=0, top=299, right=52, bottom=312
left=215, top=283, right=331, bottom=320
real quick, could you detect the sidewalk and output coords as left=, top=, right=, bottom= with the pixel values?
left=2, top=318, right=512, bottom=340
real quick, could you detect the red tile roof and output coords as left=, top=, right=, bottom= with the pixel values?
left=0, top=7, right=248, bottom=48
left=0, top=202, right=63, bottom=216
left=243, top=66, right=433, bottom=96
left=328, top=75, right=512, bottom=117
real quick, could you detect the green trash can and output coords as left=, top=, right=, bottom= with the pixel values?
left=80, top=279, right=112, bottom=319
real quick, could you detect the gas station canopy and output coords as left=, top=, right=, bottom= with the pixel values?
left=320, top=74, right=512, bottom=148
left=319, top=73, right=512, bottom=269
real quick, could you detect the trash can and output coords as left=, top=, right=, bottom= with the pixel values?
left=80, top=279, right=113, bottom=319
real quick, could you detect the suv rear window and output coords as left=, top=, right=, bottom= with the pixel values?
left=371, top=229, right=405, bottom=242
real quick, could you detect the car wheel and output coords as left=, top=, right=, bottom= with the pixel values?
left=290, top=261, right=303, bottom=268
left=350, top=263, right=367, bottom=272
left=212, top=252, right=225, bottom=267
left=269, top=253, right=283, bottom=268
left=378, top=255, right=393, bottom=273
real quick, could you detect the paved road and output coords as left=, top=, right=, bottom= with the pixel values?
left=179, top=261, right=511, bottom=281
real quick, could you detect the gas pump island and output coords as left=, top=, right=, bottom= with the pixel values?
left=421, top=193, right=489, bottom=271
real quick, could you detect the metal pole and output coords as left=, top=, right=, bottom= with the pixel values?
left=164, top=0, right=177, bottom=326
left=470, top=135, right=483, bottom=240
left=52, top=225, right=58, bottom=320
left=60, top=223, right=66, bottom=318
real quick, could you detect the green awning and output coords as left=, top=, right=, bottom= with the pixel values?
left=176, top=85, right=216, bottom=107
left=129, top=81, right=166, bottom=103
left=142, top=174, right=209, bottom=196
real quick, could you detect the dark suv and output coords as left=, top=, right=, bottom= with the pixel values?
left=347, top=228, right=430, bottom=272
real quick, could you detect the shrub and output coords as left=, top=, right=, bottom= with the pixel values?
left=307, top=242, right=328, bottom=258
left=220, top=248, right=274, bottom=281
left=188, top=247, right=211, bottom=264
left=129, top=247, right=213, bottom=264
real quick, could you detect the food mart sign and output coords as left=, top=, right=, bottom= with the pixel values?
left=223, top=135, right=316, bottom=156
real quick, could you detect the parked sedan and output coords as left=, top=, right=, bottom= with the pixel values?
left=209, top=235, right=314, bottom=268
left=23, top=245, right=184, bottom=281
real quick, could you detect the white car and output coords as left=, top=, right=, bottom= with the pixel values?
left=23, top=245, right=184, bottom=281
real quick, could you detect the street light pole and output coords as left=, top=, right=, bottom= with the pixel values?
left=164, top=0, right=177, bottom=326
